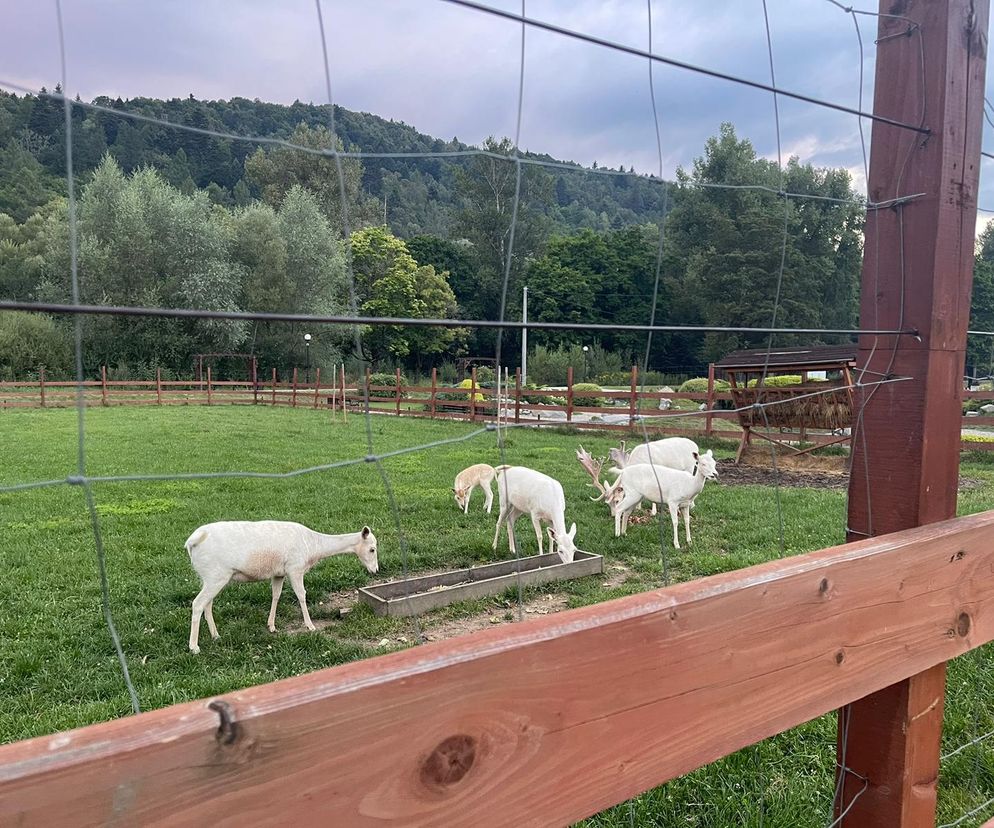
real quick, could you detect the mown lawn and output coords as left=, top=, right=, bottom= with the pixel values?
left=0, top=406, right=992, bottom=826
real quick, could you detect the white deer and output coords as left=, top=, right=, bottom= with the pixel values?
left=607, top=437, right=703, bottom=515
left=603, top=451, right=718, bottom=547
left=452, top=463, right=497, bottom=514
left=492, top=465, right=579, bottom=563
left=185, top=520, right=378, bottom=654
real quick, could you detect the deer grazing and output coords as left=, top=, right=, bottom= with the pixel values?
left=492, top=465, right=579, bottom=563
left=578, top=445, right=719, bottom=548
left=452, top=463, right=497, bottom=514
left=606, top=437, right=703, bottom=516
left=185, top=520, right=378, bottom=654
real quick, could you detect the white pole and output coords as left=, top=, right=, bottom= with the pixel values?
left=521, top=285, right=528, bottom=387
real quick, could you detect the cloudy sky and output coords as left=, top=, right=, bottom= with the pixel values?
left=4, top=0, right=994, bottom=229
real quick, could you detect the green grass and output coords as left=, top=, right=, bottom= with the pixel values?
left=1, top=406, right=992, bottom=826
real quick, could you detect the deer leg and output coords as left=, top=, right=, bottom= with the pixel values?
left=267, top=575, right=285, bottom=632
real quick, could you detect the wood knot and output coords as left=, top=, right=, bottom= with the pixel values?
left=421, top=734, right=476, bottom=790
left=669, top=610, right=678, bottom=621
left=950, top=549, right=966, bottom=563
left=835, top=650, right=845, bottom=665
left=957, top=612, right=972, bottom=638
left=819, top=578, right=831, bottom=596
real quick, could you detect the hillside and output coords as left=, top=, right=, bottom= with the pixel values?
left=0, top=88, right=669, bottom=237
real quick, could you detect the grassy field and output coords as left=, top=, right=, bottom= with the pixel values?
left=1, top=406, right=992, bottom=826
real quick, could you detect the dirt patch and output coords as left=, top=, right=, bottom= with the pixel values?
left=717, top=459, right=984, bottom=491
left=421, top=593, right=571, bottom=641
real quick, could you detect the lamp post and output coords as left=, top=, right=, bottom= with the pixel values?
left=303, top=333, right=312, bottom=383
left=582, top=345, right=590, bottom=382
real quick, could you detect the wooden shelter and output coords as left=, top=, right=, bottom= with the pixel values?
left=715, top=344, right=857, bottom=463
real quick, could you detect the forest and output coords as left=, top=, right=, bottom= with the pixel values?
left=3, top=87, right=985, bottom=381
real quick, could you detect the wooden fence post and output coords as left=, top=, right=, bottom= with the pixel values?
left=101, top=365, right=108, bottom=407
left=430, top=367, right=437, bottom=419
left=566, top=366, right=574, bottom=423
left=291, top=368, right=298, bottom=408
left=156, top=368, right=162, bottom=406
left=313, top=368, right=321, bottom=410
left=799, top=370, right=808, bottom=443
left=469, top=366, right=477, bottom=422
left=395, top=367, right=402, bottom=417
left=628, top=364, right=638, bottom=427
left=341, top=364, right=348, bottom=423
left=839, top=1, right=988, bottom=825
left=252, top=357, right=258, bottom=405
left=515, top=367, right=522, bottom=424
left=39, top=367, right=45, bottom=408
left=271, top=368, right=277, bottom=406
left=706, top=363, right=715, bottom=437
left=206, top=367, right=213, bottom=406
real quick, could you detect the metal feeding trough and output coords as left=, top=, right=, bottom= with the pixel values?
left=357, top=550, right=603, bottom=618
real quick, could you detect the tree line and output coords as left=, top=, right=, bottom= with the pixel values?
left=0, top=88, right=911, bottom=381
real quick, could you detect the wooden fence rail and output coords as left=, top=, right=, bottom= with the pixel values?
left=3, top=366, right=990, bottom=452
left=1, top=510, right=992, bottom=826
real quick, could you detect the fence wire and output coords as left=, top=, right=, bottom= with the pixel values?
left=0, top=0, right=987, bottom=825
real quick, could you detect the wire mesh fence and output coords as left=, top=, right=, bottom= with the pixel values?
left=1, top=0, right=992, bottom=825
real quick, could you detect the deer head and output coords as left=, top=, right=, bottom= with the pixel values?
left=576, top=445, right=610, bottom=502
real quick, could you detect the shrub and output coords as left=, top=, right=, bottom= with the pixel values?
left=746, top=374, right=803, bottom=388
left=678, top=377, right=731, bottom=393
left=572, top=382, right=606, bottom=407
left=473, top=366, right=496, bottom=385
left=366, top=371, right=406, bottom=398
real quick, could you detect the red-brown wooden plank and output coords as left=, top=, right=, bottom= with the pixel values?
left=1, top=512, right=994, bottom=827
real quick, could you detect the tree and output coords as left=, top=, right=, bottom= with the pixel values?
left=662, top=123, right=862, bottom=365
left=243, top=123, right=379, bottom=234
left=453, top=137, right=553, bottom=351
left=232, top=187, right=348, bottom=371
left=969, top=224, right=994, bottom=376
left=350, top=226, right=461, bottom=362
left=0, top=144, right=62, bottom=222
left=406, top=234, right=478, bottom=313
left=0, top=312, right=71, bottom=380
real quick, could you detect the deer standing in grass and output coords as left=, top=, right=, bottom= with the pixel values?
left=578, top=446, right=718, bottom=547
left=452, top=463, right=496, bottom=513
left=492, top=465, right=579, bottom=563
left=185, top=520, right=378, bottom=654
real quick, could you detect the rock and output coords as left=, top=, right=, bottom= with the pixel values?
left=377, top=638, right=390, bottom=647
left=660, top=386, right=675, bottom=393
left=658, top=398, right=672, bottom=410
left=981, top=404, right=994, bottom=414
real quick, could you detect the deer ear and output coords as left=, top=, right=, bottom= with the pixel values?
left=361, top=526, right=370, bottom=538
left=569, top=523, right=577, bottom=539
left=693, top=451, right=699, bottom=459
left=547, top=527, right=557, bottom=540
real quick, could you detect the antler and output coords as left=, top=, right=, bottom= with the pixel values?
left=608, top=439, right=629, bottom=470
left=576, top=445, right=609, bottom=501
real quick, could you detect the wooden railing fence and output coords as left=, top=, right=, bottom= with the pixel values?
left=5, top=364, right=992, bottom=452
left=1, top=511, right=992, bottom=826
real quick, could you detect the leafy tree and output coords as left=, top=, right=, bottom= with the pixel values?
left=232, top=187, right=348, bottom=371
left=969, top=224, right=994, bottom=376
left=0, top=144, right=62, bottom=222
left=406, top=234, right=478, bottom=312
left=350, top=226, right=461, bottom=362
left=0, top=312, right=71, bottom=380
left=662, top=123, right=862, bottom=364
left=244, top=123, right=379, bottom=234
